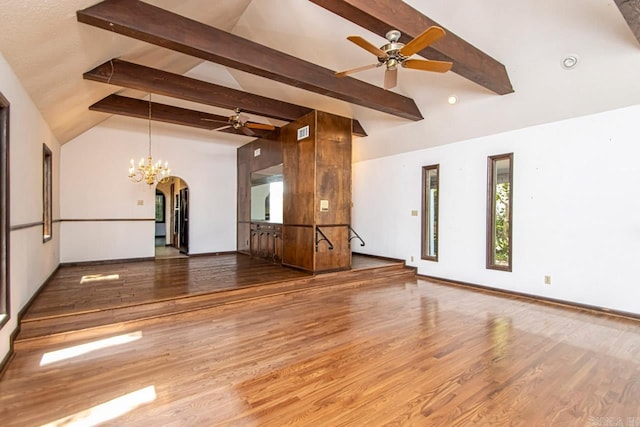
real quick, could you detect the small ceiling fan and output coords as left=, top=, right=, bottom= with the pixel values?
left=202, top=108, right=276, bottom=136
left=335, top=26, right=453, bottom=90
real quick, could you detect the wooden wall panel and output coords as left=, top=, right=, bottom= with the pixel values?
left=283, top=111, right=316, bottom=226
left=315, top=226, right=351, bottom=272
left=237, top=222, right=250, bottom=254
left=282, top=225, right=314, bottom=271
left=250, top=133, right=283, bottom=172
left=237, top=144, right=252, bottom=223
left=238, top=136, right=283, bottom=253
left=315, top=111, right=352, bottom=226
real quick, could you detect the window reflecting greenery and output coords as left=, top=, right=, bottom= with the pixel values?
left=488, top=154, right=513, bottom=271
left=421, top=165, right=439, bottom=261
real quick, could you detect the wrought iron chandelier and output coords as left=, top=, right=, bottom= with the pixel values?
left=128, top=94, right=171, bottom=186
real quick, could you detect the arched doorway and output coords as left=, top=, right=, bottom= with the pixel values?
left=155, top=176, right=189, bottom=259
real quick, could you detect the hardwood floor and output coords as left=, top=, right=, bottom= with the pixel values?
left=2, top=268, right=639, bottom=425
left=24, top=254, right=311, bottom=320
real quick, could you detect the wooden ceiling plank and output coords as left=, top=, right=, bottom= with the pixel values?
left=77, top=0, right=423, bottom=121
left=309, top=0, right=514, bottom=95
left=614, top=0, right=640, bottom=44
left=89, top=94, right=277, bottom=138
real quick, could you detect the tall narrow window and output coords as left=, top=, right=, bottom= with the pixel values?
left=0, top=91, right=10, bottom=328
left=421, top=164, right=439, bottom=261
left=43, top=144, right=52, bottom=242
left=487, top=153, right=513, bottom=271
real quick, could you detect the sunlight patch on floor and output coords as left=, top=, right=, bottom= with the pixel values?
left=40, top=385, right=156, bottom=427
left=80, top=274, right=120, bottom=284
left=40, top=331, right=142, bottom=366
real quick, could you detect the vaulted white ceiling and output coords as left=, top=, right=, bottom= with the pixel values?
left=1, top=0, right=639, bottom=161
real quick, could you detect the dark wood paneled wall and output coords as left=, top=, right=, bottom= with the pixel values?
left=282, top=225, right=315, bottom=271
left=250, top=134, right=283, bottom=172
left=237, top=133, right=283, bottom=254
left=237, top=144, right=251, bottom=253
left=315, top=225, right=350, bottom=271
left=315, top=111, right=352, bottom=226
left=281, top=111, right=352, bottom=272
left=283, top=111, right=316, bottom=226
left=238, top=110, right=352, bottom=272
left=237, top=144, right=252, bottom=223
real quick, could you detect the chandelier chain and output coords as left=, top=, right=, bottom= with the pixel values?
left=128, top=93, right=171, bottom=186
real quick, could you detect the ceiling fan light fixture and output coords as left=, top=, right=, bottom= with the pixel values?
left=448, top=95, right=458, bottom=105
left=561, top=54, right=579, bottom=70
left=385, top=30, right=401, bottom=42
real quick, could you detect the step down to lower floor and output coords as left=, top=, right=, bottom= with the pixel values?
left=15, top=263, right=416, bottom=350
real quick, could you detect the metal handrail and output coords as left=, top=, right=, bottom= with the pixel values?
left=348, top=226, right=365, bottom=247
left=315, top=226, right=334, bottom=252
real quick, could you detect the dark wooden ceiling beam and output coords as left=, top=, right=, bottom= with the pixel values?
left=84, top=59, right=310, bottom=122
left=614, top=0, right=640, bottom=44
left=77, top=0, right=423, bottom=121
left=309, top=0, right=514, bottom=95
left=89, top=94, right=277, bottom=138
left=85, top=64, right=367, bottom=136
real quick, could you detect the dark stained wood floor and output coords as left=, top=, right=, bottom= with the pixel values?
left=24, top=254, right=396, bottom=321
left=1, top=266, right=639, bottom=425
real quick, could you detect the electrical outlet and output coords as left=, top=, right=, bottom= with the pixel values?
left=410, top=256, right=414, bottom=262
left=137, top=200, right=144, bottom=206
left=411, top=210, right=418, bottom=217
left=544, top=275, right=551, bottom=285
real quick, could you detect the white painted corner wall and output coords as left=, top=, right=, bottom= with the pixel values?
left=0, top=53, right=60, bottom=362
left=353, top=104, right=640, bottom=315
left=60, top=116, right=239, bottom=263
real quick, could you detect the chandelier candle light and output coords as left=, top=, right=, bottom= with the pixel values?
left=128, top=94, right=171, bottom=186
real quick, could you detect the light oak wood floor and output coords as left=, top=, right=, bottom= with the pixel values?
left=1, top=273, right=639, bottom=425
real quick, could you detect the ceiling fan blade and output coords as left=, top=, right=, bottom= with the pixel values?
left=335, top=63, right=379, bottom=77
left=384, top=68, right=398, bottom=90
left=403, top=59, right=453, bottom=73
left=245, top=122, right=276, bottom=131
left=213, top=124, right=232, bottom=132
left=347, top=35, right=387, bottom=57
left=240, top=126, right=256, bottom=137
left=399, top=26, right=446, bottom=57
left=200, top=113, right=232, bottom=125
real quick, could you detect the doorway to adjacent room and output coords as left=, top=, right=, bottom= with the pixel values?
left=155, top=176, right=189, bottom=259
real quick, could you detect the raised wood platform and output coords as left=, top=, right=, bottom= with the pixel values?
left=15, top=254, right=415, bottom=349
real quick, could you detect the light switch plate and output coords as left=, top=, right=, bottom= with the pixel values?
left=411, top=210, right=418, bottom=216
left=320, top=199, right=329, bottom=211
left=254, top=148, right=261, bottom=157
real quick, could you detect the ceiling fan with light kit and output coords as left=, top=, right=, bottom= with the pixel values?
left=202, top=108, right=276, bottom=136
left=335, top=26, right=453, bottom=90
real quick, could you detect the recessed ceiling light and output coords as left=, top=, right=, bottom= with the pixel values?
left=447, top=95, right=458, bottom=105
left=561, top=55, right=579, bottom=70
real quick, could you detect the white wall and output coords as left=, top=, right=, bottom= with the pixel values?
left=0, top=53, right=60, bottom=362
left=60, top=116, right=239, bottom=262
left=353, top=104, right=640, bottom=315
